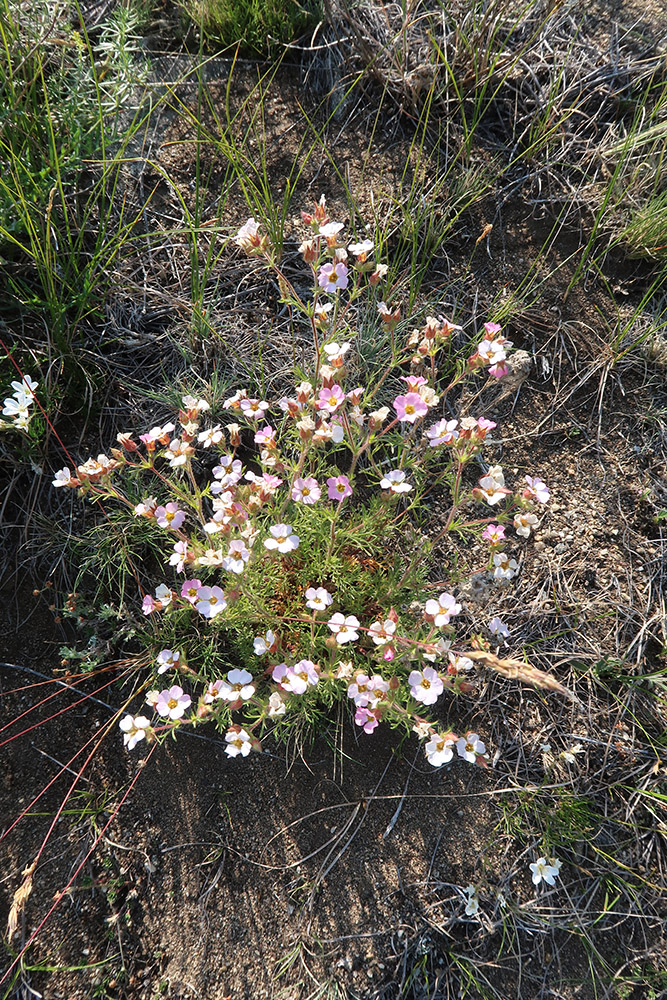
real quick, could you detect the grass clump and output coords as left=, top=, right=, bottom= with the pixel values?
left=186, top=0, right=322, bottom=55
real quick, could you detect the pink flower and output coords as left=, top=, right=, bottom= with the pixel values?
left=203, top=679, right=224, bottom=703
left=524, top=475, right=550, bottom=504
left=142, top=594, right=156, bottom=615
left=355, top=706, right=380, bottom=734
left=476, top=417, right=497, bottom=435
left=482, top=524, right=505, bottom=544
left=426, top=419, right=458, bottom=447
left=488, top=362, right=509, bottom=379
left=317, top=384, right=345, bottom=413
left=292, top=477, right=321, bottom=504
left=240, top=398, right=269, bottom=421
left=327, top=475, right=352, bottom=501
left=181, top=578, right=202, bottom=604
left=318, top=262, right=349, bottom=292
left=254, top=425, right=276, bottom=448
left=393, top=393, right=428, bottom=423
left=155, top=685, right=191, bottom=721
left=401, top=375, right=428, bottom=391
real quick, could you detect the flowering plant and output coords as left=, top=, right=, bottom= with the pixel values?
left=54, top=197, right=567, bottom=771
left=2, top=375, right=39, bottom=432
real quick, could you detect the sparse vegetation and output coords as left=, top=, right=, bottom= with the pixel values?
left=1, top=0, right=666, bottom=998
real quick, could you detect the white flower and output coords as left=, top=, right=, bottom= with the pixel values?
left=11, top=375, right=38, bottom=400
left=264, top=524, right=300, bottom=553
left=253, top=630, right=276, bottom=656
left=221, top=540, right=250, bottom=574
left=493, top=552, right=519, bottom=581
left=327, top=613, right=361, bottom=644
left=198, top=425, right=224, bottom=447
left=463, top=885, right=480, bottom=916
left=347, top=673, right=373, bottom=707
left=426, top=419, right=458, bottom=448
left=514, top=512, right=539, bottom=538
left=305, top=587, right=333, bottom=612
left=409, top=667, right=444, bottom=705
left=323, top=341, right=351, bottom=363
left=561, top=743, right=584, bottom=764
left=448, top=653, right=474, bottom=674
left=380, top=470, right=413, bottom=494
left=529, top=857, right=562, bottom=886
left=348, top=239, right=373, bottom=258
left=154, top=584, right=173, bottom=606
left=425, top=733, right=455, bottom=767
left=413, top=720, right=433, bottom=740
left=368, top=619, right=396, bottom=645
left=197, top=548, right=225, bottom=566
left=424, top=592, right=461, bottom=627
left=422, top=638, right=452, bottom=662
left=456, top=732, right=486, bottom=763
left=52, top=467, right=76, bottom=488
left=267, top=691, right=286, bottom=717
left=3, top=396, right=30, bottom=419
left=477, top=465, right=510, bottom=505
left=318, top=221, right=344, bottom=239
left=488, top=617, right=510, bottom=639
left=235, top=218, right=261, bottom=250
left=478, top=339, right=506, bottom=365
left=164, top=438, right=192, bottom=468
left=225, top=728, right=252, bottom=757
left=195, top=585, right=227, bottom=618
left=119, top=714, right=151, bottom=750
left=220, top=668, right=255, bottom=702
left=156, top=649, right=180, bottom=674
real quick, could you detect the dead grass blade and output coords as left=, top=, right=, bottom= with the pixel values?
left=6, top=859, right=37, bottom=941
left=465, top=649, right=579, bottom=702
